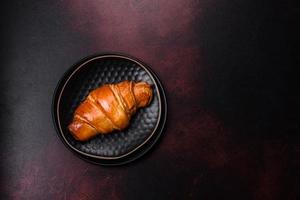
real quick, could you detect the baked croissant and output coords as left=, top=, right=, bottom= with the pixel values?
left=68, top=81, right=153, bottom=141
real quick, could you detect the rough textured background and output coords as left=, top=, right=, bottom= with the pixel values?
left=0, top=0, right=298, bottom=199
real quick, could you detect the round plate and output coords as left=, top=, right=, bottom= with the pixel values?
left=52, top=54, right=167, bottom=165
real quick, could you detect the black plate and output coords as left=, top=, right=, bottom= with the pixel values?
left=52, top=54, right=167, bottom=165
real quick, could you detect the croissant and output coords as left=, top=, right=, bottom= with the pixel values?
left=68, top=81, right=153, bottom=141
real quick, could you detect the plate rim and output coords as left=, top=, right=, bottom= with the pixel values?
left=52, top=53, right=167, bottom=165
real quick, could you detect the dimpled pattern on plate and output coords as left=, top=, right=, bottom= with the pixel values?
left=59, top=57, right=160, bottom=157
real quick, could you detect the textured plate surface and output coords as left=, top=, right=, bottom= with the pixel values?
left=52, top=54, right=167, bottom=165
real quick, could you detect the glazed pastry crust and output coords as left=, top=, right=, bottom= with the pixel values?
left=68, top=81, right=153, bottom=141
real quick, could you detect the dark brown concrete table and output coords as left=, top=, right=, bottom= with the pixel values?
left=1, top=1, right=298, bottom=199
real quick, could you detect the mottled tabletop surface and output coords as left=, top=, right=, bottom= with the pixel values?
left=0, top=0, right=298, bottom=199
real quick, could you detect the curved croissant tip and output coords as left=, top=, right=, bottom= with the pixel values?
left=135, top=81, right=154, bottom=88
left=133, top=81, right=153, bottom=107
